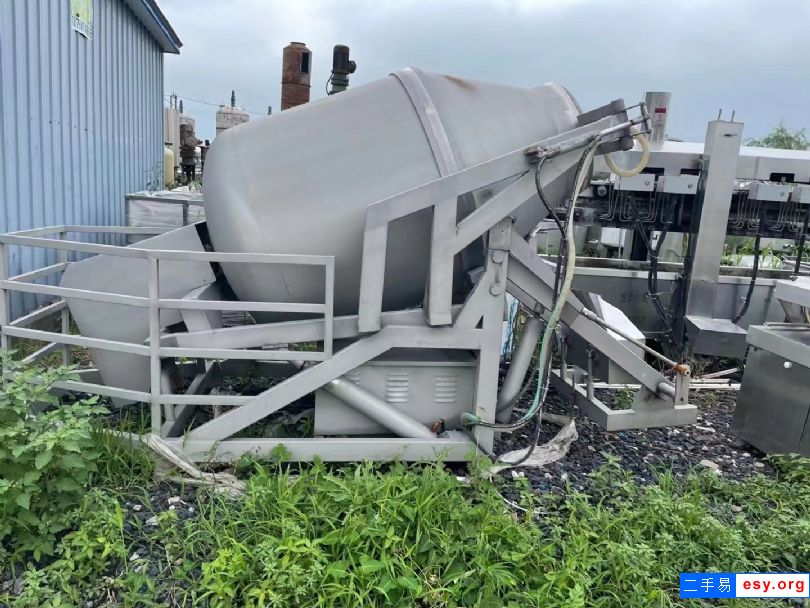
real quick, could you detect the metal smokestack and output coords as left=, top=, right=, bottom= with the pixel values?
left=281, top=42, right=312, bottom=110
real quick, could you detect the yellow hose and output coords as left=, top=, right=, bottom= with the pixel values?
left=605, top=132, right=650, bottom=177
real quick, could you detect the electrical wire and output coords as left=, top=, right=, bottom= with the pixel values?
left=164, top=94, right=266, bottom=116
left=732, top=233, right=761, bottom=324
left=626, top=194, right=679, bottom=350
left=463, top=137, right=603, bottom=432
left=534, top=158, right=565, bottom=235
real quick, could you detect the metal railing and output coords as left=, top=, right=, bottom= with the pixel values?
left=0, top=225, right=335, bottom=434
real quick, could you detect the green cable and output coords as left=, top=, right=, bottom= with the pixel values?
left=462, top=137, right=601, bottom=432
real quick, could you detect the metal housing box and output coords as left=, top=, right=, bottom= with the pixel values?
left=658, top=174, right=698, bottom=195
left=684, top=315, right=748, bottom=358
left=315, top=349, right=476, bottom=435
left=792, top=185, right=810, bottom=204
left=733, top=325, right=810, bottom=456
left=747, top=182, right=791, bottom=202
left=616, top=174, right=655, bottom=192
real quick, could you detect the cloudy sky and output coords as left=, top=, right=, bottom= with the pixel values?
left=159, top=0, right=810, bottom=143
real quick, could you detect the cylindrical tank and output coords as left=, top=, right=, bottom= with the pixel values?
left=163, top=106, right=180, bottom=171
left=644, top=91, right=671, bottom=143
left=215, top=107, right=250, bottom=137
left=163, top=145, right=174, bottom=187
left=204, top=67, right=581, bottom=317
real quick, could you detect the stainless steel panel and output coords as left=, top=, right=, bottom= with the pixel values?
left=684, top=315, right=748, bottom=358
left=616, top=174, right=656, bottom=192
left=685, top=120, right=744, bottom=318
left=747, top=182, right=791, bottom=202
left=792, top=185, right=810, bottom=204
left=773, top=278, right=810, bottom=308
left=569, top=264, right=784, bottom=336
left=658, top=174, right=698, bottom=195
left=733, top=345, right=810, bottom=455
left=746, top=324, right=810, bottom=369
left=315, top=349, right=476, bottom=435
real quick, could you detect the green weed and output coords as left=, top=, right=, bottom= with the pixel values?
left=0, top=357, right=107, bottom=561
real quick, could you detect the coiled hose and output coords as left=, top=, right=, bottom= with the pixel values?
left=605, top=132, right=650, bottom=177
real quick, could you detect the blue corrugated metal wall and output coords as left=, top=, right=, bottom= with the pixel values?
left=0, top=0, right=164, bottom=314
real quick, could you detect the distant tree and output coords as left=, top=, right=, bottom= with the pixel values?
left=746, top=121, right=809, bottom=150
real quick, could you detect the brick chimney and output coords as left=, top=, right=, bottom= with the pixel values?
left=281, top=42, right=311, bottom=110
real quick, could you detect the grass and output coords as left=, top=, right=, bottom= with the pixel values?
left=2, top=427, right=809, bottom=607
left=0, top=363, right=808, bottom=607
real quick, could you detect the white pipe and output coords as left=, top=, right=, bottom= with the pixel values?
left=496, top=316, right=542, bottom=422
left=323, top=377, right=436, bottom=439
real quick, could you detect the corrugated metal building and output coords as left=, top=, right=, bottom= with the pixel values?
left=0, top=0, right=180, bottom=313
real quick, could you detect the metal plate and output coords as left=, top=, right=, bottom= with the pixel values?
left=746, top=324, right=810, bottom=369
left=733, top=345, right=810, bottom=455
left=747, top=182, right=791, bottom=202
left=658, top=174, right=698, bottom=195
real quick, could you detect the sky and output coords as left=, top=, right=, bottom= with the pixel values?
left=159, top=0, right=810, bottom=143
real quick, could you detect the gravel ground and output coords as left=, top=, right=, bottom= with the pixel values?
left=494, top=386, right=772, bottom=495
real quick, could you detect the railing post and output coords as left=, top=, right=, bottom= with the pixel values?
left=59, top=231, right=70, bottom=365
left=148, top=256, right=161, bottom=435
left=323, top=257, right=334, bottom=358
left=0, top=242, right=8, bottom=352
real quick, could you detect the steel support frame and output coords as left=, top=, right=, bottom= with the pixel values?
left=181, top=229, right=512, bottom=458
left=357, top=112, right=633, bottom=333
left=679, top=120, right=745, bottom=355
left=506, top=237, right=696, bottom=429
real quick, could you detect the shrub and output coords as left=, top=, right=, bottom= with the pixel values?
left=0, top=357, right=107, bottom=560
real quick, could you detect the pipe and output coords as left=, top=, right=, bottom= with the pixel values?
left=579, top=307, right=685, bottom=371
left=495, top=316, right=543, bottom=423
left=323, top=377, right=436, bottom=439
left=463, top=137, right=603, bottom=432
left=657, top=382, right=676, bottom=399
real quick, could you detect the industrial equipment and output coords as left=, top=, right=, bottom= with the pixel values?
left=328, top=44, right=356, bottom=95
left=733, top=278, right=810, bottom=456
left=0, top=68, right=698, bottom=463
left=3, top=68, right=809, bottom=462
left=179, top=122, right=198, bottom=184
left=568, top=115, right=810, bottom=360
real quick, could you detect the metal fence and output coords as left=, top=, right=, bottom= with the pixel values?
left=0, top=225, right=334, bottom=434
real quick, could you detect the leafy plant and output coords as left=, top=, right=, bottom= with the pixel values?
left=746, top=121, right=809, bottom=150
left=612, top=387, right=635, bottom=410
left=0, top=356, right=107, bottom=560
left=10, top=490, right=127, bottom=606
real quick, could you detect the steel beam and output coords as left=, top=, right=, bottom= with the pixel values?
left=684, top=120, right=744, bottom=318
left=165, top=431, right=477, bottom=463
